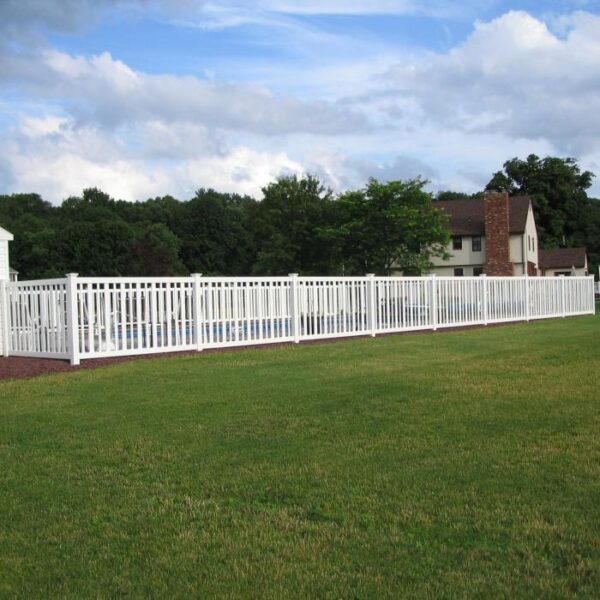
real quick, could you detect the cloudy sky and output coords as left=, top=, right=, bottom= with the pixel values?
left=1, top=0, right=600, bottom=203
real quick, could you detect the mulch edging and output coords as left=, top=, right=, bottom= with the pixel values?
left=0, top=319, right=543, bottom=382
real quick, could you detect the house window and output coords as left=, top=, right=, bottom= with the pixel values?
left=473, top=267, right=484, bottom=276
left=532, top=238, right=535, bottom=252
left=454, top=268, right=464, bottom=277
left=472, top=236, right=482, bottom=252
left=452, top=236, right=462, bottom=250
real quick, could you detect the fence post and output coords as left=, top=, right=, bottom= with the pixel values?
left=366, top=274, right=376, bottom=337
left=430, top=274, right=437, bottom=331
left=0, top=280, right=9, bottom=357
left=66, top=273, right=80, bottom=366
left=192, top=273, right=203, bottom=352
left=524, top=274, right=530, bottom=322
left=560, top=275, right=566, bottom=318
left=289, top=273, right=300, bottom=343
left=482, top=275, right=488, bottom=325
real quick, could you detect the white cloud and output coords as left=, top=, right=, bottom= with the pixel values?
left=5, top=115, right=304, bottom=202
left=257, top=0, right=488, bottom=18
left=2, top=48, right=369, bottom=136
left=2, top=6, right=600, bottom=202
left=381, top=10, right=600, bottom=153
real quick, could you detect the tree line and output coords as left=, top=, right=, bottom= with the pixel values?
left=0, top=155, right=598, bottom=279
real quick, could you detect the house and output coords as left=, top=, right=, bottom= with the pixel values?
left=0, top=226, right=14, bottom=281
left=429, top=192, right=539, bottom=276
left=539, top=247, right=589, bottom=277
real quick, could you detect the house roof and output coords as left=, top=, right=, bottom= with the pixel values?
left=539, top=247, right=587, bottom=269
left=431, top=196, right=531, bottom=236
left=0, top=226, right=14, bottom=241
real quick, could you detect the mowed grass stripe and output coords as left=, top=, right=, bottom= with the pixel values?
left=1, top=314, right=599, bottom=598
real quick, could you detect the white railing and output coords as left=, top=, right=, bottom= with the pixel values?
left=2, top=278, right=70, bottom=359
left=2, top=274, right=595, bottom=364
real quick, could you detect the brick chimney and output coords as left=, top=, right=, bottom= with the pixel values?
left=484, top=191, right=513, bottom=276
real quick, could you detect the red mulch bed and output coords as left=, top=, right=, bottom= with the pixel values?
left=0, top=352, right=198, bottom=382
left=0, top=321, right=520, bottom=382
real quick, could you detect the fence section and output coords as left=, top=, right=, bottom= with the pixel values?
left=297, top=277, right=371, bottom=340
left=200, top=277, right=294, bottom=348
left=3, top=278, right=69, bottom=359
left=74, top=277, right=197, bottom=359
left=2, top=274, right=595, bottom=364
left=374, top=277, right=433, bottom=333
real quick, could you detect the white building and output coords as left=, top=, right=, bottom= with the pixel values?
left=0, top=226, right=14, bottom=356
left=539, top=247, right=589, bottom=277
left=429, top=193, right=539, bottom=276
left=0, top=226, right=13, bottom=281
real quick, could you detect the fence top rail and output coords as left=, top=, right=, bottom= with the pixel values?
left=8, top=278, right=67, bottom=288
left=10, top=274, right=595, bottom=287
left=530, top=275, right=594, bottom=281
left=75, top=276, right=195, bottom=285
left=200, top=276, right=292, bottom=282
left=74, top=276, right=294, bottom=284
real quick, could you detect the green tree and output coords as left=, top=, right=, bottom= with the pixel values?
left=486, top=155, right=594, bottom=247
left=436, top=191, right=483, bottom=201
left=126, top=223, right=186, bottom=276
left=54, top=220, right=135, bottom=276
left=174, top=189, right=255, bottom=275
left=0, top=193, right=58, bottom=277
left=251, top=175, right=339, bottom=275
left=333, top=178, right=450, bottom=275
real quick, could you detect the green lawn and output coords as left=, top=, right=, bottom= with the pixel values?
left=1, top=315, right=599, bottom=598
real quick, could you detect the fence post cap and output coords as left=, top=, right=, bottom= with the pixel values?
left=191, top=273, right=203, bottom=277
left=288, top=273, right=299, bottom=277
left=66, top=273, right=79, bottom=278
left=366, top=273, right=375, bottom=278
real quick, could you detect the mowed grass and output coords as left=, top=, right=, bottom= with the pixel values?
left=1, top=314, right=599, bottom=599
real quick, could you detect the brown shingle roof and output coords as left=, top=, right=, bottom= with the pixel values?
left=539, top=247, right=587, bottom=269
left=432, top=196, right=531, bottom=236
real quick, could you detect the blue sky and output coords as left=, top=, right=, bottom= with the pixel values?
left=1, top=0, right=600, bottom=203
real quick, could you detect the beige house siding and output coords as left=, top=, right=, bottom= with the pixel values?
left=430, top=235, right=486, bottom=271
left=431, top=264, right=485, bottom=276
left=509, top=205, right=538, bottom=274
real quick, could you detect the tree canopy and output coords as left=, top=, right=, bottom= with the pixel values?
left=1, top=156, right=598, bottom=279
left=0, top=177, right=450, bottom=279
left=333, top=178, right=449, bottom=275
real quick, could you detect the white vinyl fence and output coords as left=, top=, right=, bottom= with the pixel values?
left=1, top=274, right=595, bottom=365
